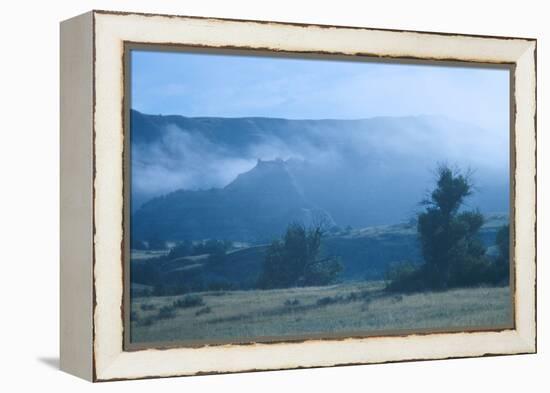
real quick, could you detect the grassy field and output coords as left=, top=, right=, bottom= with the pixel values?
left=130, top=281, right=512, bottom=344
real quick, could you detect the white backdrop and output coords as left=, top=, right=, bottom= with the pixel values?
left=0, top=0, right=546, bottom=391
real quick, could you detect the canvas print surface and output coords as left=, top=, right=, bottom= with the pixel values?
left=127, top=49, right=512, bottom=346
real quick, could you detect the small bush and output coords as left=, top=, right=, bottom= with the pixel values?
left=391, top=294, right=403, bottom=303
left=157, top=305, right=176, bottom=320
left=195, top=306, right=212, bottom=316
left=385, top=262, right=426, bottom=293
left=316, top=295, right=343, bottom=306
left=345, top=292, right=360, bottom=302
left=284, top=299, right=300, bottom=307
left=360, top=301, right=371, bottom=312
left=173, top=294, right=205, bottom=309
left=385, top=261, right=417, bottom=282
left=345, top=290, right=370, bottom=302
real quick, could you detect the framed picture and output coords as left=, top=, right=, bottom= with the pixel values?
left=60, top=10, right=537, bottom=382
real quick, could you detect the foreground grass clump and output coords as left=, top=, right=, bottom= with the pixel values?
left=195, top=306, right=212, bottom=316
left=316, top=295, right=344, bottom=306
left=284, top=299, right=300, bottom=307
left=132, top=295, right=208, bottom=324
left=172, top=294, right=204, bottom=309
left=157, top=305, right=176, bottom=320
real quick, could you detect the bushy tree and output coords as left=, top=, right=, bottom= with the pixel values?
left=258, top=223, right=342, bottom=289
left=388, top=165, right=492, bottom=292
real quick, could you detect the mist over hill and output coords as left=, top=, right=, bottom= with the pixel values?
left=132, top=158, right=334, bottom=243
left=131, top=109, right=509, bottom=234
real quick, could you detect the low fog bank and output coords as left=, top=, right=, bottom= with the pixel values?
left=130, top=110, right=509, bottom=227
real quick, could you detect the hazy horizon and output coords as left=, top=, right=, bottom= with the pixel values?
left=131, top=50, right=509, bottom=132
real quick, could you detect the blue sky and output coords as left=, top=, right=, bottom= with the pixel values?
left=131, top=49, right=510, bottom=133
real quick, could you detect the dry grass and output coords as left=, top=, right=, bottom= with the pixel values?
left=130, top=281, right=512, bottom=344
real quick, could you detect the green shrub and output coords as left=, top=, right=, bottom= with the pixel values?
left=258, top=223, right=342, bottom=289
left=195, top=306, right=212, bottom=316
left=387, top=165, right=502, bottom=293
left=385, top=262, right=427, bottom=293
left=157, top=305, right=176, bottom=320
left=172, top=294, right=205, bottom=309
left=284, top=299, right=300, bottom=307
left=316, top=295, right=343, bottom=306
left=391, top=294, right=403, bottom=303
left=345, top=290, right=370, bottom=302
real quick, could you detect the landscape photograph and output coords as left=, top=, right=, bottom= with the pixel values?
left=127, top=49, right=512, bottom=346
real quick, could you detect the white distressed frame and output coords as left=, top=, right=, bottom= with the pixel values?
left=62, top=10, right=536, bottom=382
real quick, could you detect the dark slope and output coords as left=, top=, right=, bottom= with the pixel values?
left=132, top=159, right=333, bottom=243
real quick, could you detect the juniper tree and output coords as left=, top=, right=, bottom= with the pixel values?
left=417, top=165, right=489, bottom=289
left=258, top=223, right=342, bottom=289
